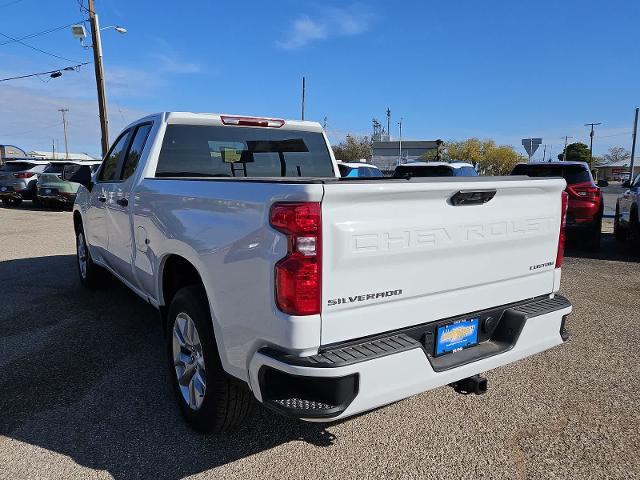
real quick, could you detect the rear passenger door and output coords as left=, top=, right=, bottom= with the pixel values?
left=106, top=123, right=153, bottom=286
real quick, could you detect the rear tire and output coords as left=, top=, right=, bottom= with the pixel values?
left=2, top=197, right=22, bottom=207
left=614, top=204, right=628, bottom=241
left=75, top=223, right=106, bottom=288
left=166, top=285, right=253, bottom=433
left=586, top=214, right=602, bottom=250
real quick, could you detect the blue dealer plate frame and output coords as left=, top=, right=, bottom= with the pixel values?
left=435, top=317, right=480, bottom=356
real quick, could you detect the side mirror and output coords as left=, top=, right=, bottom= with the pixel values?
left=63, top=164, right=93, bottom=191
left=596, top=180, right=608, bottom=187
left=622, top=180, right=631, bottom=188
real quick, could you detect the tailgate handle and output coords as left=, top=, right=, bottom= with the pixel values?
left=450, top=190, right=496, bottom=206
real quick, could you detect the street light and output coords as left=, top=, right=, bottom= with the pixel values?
left=71, top=2, right=128, bottom=156
left=101, top=25, right=127, bottom=34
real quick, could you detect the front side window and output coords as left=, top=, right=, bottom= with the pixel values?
left=98, top=131, right=130, bottom=182
left=121, top=124, right=152, bottom=180
left=156, top=125, right=335, bottom=178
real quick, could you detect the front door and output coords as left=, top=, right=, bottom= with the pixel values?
left=105, top=123, right=153, bottom=287
left=86, top=130, right=131, bottom=266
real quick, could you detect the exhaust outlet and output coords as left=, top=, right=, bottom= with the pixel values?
left=450, top=374, right=488, bottom=395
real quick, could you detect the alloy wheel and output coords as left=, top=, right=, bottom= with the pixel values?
left=172, top=312, right=207, bottom=410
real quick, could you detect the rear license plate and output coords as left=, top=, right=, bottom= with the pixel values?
left=435, top=317, right=480, bottom=356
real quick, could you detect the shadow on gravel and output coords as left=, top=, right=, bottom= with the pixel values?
left=565, top=232, right=640, bottom=263
left=0, top=254, right=337, bottom=479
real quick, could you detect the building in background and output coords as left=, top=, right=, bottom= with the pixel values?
left=371, top=140, right=441, bottom=173
left=28, top=150, right=97, bottom=161
left=0, top=144, right=28, bottom=165
left=593, top=159, right=640, bottom=182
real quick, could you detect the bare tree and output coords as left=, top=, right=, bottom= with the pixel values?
left=602, top=146, right=631, bottom=164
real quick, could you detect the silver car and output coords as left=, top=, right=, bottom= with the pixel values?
left=0, top=159, right=50, bottom=206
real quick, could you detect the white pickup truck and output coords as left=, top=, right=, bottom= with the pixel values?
left=71, top=112, right=572, bottom=433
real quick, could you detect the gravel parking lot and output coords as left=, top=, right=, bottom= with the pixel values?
left=1, top=205, right=639, bottom=480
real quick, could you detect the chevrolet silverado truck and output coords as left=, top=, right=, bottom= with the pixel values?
left=71, top=112, right=572, bottom=433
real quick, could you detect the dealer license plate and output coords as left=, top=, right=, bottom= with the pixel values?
left=435, top=317, right=480, bottom=356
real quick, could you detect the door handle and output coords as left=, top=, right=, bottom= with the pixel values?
left=98, top=196, right=106, bottom=203
left=117, top=197, right=129, bottom=207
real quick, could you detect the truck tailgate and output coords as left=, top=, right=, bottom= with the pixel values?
left=320, top=177, right=566, bottom=345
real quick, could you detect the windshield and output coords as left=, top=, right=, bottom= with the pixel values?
left=511, top=164, right=592, bottom=184
left=156, top=125, right=335, bottom=178
left=0, top=162, right=38, bottom=172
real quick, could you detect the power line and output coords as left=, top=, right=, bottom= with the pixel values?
left=0, top=21, right=85, bottom=46
left=0, top=0, right=26, bottom=9
left=0, top=61, right=91, bottom=82
left=0, top=30, right=82, bottom=63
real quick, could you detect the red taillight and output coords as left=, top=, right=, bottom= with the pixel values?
left=567, top=183, right=600, bottom=202
left=14, top=172, right=35, bottom=179
left=270, top=202, right=321, bottom=315
left=220, top=115, right=285, bottom=128
left=556, top=191, right=568, bottom=268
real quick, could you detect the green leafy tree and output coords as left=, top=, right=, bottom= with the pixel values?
left=558, top=142, right=591, bottom=164
left=478, top=145, right=525, bottom=175
left=331, top=135, right=372, bottom=161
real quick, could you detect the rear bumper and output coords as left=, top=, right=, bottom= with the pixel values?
left=0, top=185, right=29, bottom=199
left=37, top=187, right=76, bottom=204
left=248, top=294, right=572, bottom=421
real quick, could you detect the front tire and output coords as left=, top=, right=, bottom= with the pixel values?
left=75, top=224, right=106, bottom=288
left=166, top=285, right=253, bottom=433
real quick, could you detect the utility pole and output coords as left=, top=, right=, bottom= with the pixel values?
left=398, top=118, right=403, bottom=165
left=88, top=0, right=109, bottom=157
left=584, top=122, right=601, bottom=165
left=322, top=116, right=327, bottom=131
left=542, top=144, right=547, bottom=162
left=58, top=108, right=69, bottom=159
left=386, top=108, right=391, bottom=140
left=561, top=136, right=573, bottom=161
left=301, top=76, right=306, bottom=121
left=630, top=107, right=638, bottom=181
left=52, top=139, right=55, bottom=159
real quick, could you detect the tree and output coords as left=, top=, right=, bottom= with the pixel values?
left=602, top=146, right=631, bottom=164
left=477, top=144, right=525, bottom=175
left=558, top=142, right=591, bottom=164
left=445, top=138, right=494, bottom=167
left=331, top=135, right=372, bottom=161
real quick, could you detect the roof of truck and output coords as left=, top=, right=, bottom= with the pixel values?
left=158, top=112, right=324, bottom=133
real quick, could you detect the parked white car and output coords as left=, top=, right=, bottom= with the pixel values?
left=337, top=162, right=383, bottom=178
left=394, top=161, right=478, bottom=178
left=72, top=112, right=572, bottom=432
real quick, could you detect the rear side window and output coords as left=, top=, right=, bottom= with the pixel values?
left=121, top=124, right=152, bottom=180
left=99, top=131, right=130, bottom=182
left=393, top=165, right=454, bottom=178
left=0, top=162, right=37, bottom=172
left=367, top=168, right=383, bottom=178
left=156, top=125, right=335, bottom=178
left=511, top=164, right=591, bottom=184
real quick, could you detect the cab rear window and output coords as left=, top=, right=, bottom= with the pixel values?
left=511, top=164, right=592, bottom=184
left=156, top=125, right=335, bottom=178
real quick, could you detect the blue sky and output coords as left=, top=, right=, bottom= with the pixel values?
left=0, top=0, right=638, bottom=159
